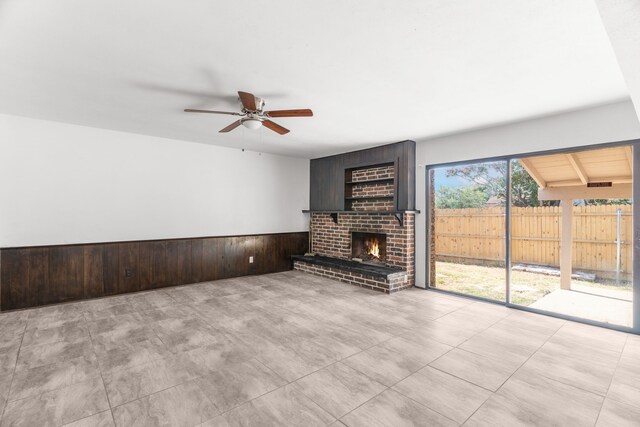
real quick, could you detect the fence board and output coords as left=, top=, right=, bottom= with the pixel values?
left=434, top=204, right=632, bottom=275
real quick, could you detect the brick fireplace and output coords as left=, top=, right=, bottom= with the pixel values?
left=296, top=212, right=415, bottom=292
left=296, top=141, right=416, bottom=293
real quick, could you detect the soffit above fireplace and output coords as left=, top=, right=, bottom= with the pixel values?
left=306, top=141, right=416, bottom=212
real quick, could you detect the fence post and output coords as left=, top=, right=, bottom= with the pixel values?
left=616, top=208, right=622, bottom=284
left=560, top=199, right=573, bottom=290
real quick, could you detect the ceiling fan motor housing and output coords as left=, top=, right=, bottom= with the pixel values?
left=252, top=96, right=265, bottom=112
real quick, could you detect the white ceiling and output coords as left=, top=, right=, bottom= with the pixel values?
left=0, top=0, right=630, bottom=158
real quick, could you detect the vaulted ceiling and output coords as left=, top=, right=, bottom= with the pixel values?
left=0, top=0, right=631, bottom=157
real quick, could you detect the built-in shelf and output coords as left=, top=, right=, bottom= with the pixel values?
left=345, top=178, right=395, bottom=185
left=345, top=195, right=394, bottom=201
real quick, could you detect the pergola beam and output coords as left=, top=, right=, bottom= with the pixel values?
left=566, top=153, right=588, bottom=184
left=625, top=146, right=633, bottom=171
left=538, top=183, right=632, bottom=201
left=545, top=176, right=633, bottom=188
left=519, top=158, right=546, bottom=188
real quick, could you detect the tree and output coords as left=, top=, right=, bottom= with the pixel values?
left=436, top=186, right=488, bottom=209
left=444, top=161, right=541, bottom=207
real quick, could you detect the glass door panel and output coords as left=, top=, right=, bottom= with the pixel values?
left=428, top=161, right=507, bottom=302
left=509, top=147, right=633, bottom=328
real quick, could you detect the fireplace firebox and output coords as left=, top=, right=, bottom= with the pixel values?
left=351, top=232, right=387, bottom=264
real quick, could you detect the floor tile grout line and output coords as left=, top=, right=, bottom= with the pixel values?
left=336, top=386, right=390, bottom=424
left=0, top=320, right=28, bottom=422
left=593, top=334, right=628, bottom=427
left=329, top=341, right=461, bottom=424
left=383, top=380, right=462, bottom=425
left=459, top=317, right=601, bottom=425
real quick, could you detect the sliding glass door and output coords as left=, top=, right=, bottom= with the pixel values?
left=428, top=160, right=507, bottom=302
left=509, top=146, right=634, bottom=328
left=427, top=143, right=638, bottom=332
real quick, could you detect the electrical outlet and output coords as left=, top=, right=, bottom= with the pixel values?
left=249, top=256, right=254, bottom=264
left=125, top=268, right=134, bottom=278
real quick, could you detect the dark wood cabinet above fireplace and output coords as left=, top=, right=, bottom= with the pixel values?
left=308, top=140, right=416, bottom=212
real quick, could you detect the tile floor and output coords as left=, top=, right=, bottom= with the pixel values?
left=0, top=270, right=639, bottom=426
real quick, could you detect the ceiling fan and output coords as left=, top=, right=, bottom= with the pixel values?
left=184, top=91, right=313, bottom=135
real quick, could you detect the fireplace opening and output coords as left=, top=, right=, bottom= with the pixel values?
left=351, top=232, right=387, bottom=265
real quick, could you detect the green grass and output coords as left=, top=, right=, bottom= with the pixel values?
left=434, top=261, right=632, bottom=306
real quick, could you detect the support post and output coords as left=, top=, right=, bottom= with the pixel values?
left=560, top=198, right=573, bottom=290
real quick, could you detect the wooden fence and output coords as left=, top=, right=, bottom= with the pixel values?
left=434, top=205, right=632, bottom=276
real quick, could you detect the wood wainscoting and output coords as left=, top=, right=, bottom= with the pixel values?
left=0, top=232, right=308, bottom=311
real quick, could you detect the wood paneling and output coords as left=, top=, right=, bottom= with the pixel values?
left=309, top=140, right=416, bottom=211
left=0, top=232, right=307, bottom=311
left=49, top=246, right=84, bottom=303
left=118, top=242, right=139, bottom=294
left=202, top=238, right=224, bottom=281
left=1, top=249, right=31, bottom=310
left=83, top=246, right=104, bottom=298
left=30, top=248, right=49, bottom=306
left=190, top=239, right=203, bottom=283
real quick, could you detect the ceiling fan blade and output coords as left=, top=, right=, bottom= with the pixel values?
left=184, top=109, right=241, bottom=116
left=219, top=120, right=242, bottom=133
left=265, top=109, right=313, bottom=118
left=238, top=91, right=257, bottom=111
left=262, top=120, right=290, bottom=135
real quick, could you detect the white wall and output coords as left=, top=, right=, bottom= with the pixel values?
left=414, top=100, right=640, bottom=288
left=0, top=114, right=310, bottom=247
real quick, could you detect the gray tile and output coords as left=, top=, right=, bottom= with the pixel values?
left=151, top=316, right=220, bottom=353
left=83, top=303, right=137, bottom=322
left=343, top=335, right=451, bottom=386
left=103, top=352, right=208, bottom=407
left=464, top=393, right=545, bottom=427
left=2, top=271, right=639, bottom=427
left=16, top=337, right=94, bottom=370
left=596, top=398, right=640, bottom=427
left=2, top=377, right=109, bottom=426
left=468, top=369, right=603, bottom=426
left=112, top=380, right=218, bottom=427
left=252, top=335, right=335, bottom=382
left=608, top=356, right=640, bottom=408
left=0, top=375, right=12, bottom=421
left=521, top=341, right=617, bottom=396
left=0, top=343, right=19, bottom=377
left=195, top=358, right=287, bottom=413
left=623, top=334, right=640, bottom=358
left=402, top=319, right=478, bottom=347
left=93, top=336, right=169, bottom=374
left=209, top=383, right=335, bottom=427
left=62, top=411, right=115, bottom=427
left=500, top=309, right=565, bottom=336
left=22, top=321, right=89, bottom=348
left=26, top=305, right=85, bottom=330
left=551, top=322, right=627, bottom=354
left=392, top=366, right=491, bottom=424
left=295, top=362, right=386, bottom=419
left=9, top=354, right=101, bottom=401
left=458, top=323, right=547, bottom=369
left=341, top=389, right=456, bottom=427
left=429, top=348, right=515, bottom=391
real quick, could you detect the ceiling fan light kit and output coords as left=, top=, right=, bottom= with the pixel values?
left=184, top=91, right=313, bottom=135
left=241, top=117, right=263, bottom=130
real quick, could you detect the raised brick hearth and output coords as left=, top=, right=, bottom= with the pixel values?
left=296, top=212, right=415, bottom=293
